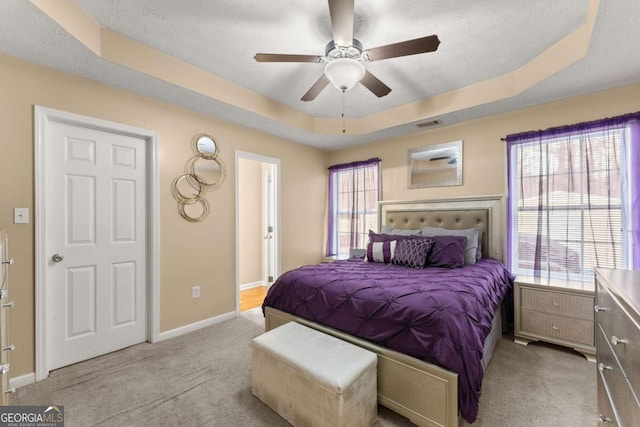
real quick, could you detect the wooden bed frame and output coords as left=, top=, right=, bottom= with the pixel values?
left=264, top=195, right=506, bottom=427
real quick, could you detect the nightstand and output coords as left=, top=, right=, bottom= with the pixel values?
left=514, top=275, right=595, bottom=361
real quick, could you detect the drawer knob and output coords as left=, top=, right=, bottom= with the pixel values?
left=594, top=305, right=607, bottom=313
left=4, top=388, right=15, bottom=394
left=552, top=301, right=559, bottom=307
left=610, top=336, right=627, bottom=346
left=552, top=324, right=559, bottom=331
left=598, top=363, right=612, bottom=372
left=598, top=414, right=613, bottom=423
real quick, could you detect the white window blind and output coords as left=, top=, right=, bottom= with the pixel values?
left=327, top=159, right=380, bottom=256
left=508, top=123, right=634, bottom=281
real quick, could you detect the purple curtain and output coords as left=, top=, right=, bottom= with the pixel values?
left=507, top=112, right=640, bottom=277
left=630, top=118, right=640, bottom=270
left=326, top=158, right=380, bottom=256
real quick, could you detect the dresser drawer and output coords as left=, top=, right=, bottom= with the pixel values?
left=0, top=301, right=6, bottom=365
left=608, top=305, right=640, bottom=398
left=522, top=310, right=594, bottom=345
left=596, top=281, right=616, bottom=342
left=521, top=287, right=594, bottom=320
left=598, top=370, right=620, bottom=425
left=597, top=326, right=640, bottom=425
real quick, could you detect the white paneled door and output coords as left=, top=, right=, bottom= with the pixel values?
left=44, top=121, right=147, bottom=371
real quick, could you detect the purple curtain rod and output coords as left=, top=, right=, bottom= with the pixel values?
left=500, top=111, right=640, bottom=141
left=327, top=157, right=381, bottom=170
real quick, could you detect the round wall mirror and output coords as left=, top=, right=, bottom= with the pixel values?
left=185, top=156, right=226, bottom=190
left=192, top=134, right=218, bottom=159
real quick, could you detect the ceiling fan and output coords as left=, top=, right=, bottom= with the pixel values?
left=253, top=0, right=440, bottom=101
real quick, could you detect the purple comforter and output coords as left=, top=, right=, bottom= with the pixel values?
left=262, top=258, right=513, bottom=423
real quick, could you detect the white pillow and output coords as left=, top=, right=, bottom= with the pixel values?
left=380, top=225, right=422, bottom=236
left=421, top=227, right=480, bottom=265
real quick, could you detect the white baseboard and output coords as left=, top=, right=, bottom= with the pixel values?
left=239, top=281, right=266, bottom=291
left=11, top=372, right=36, bottom=389
left=157, top=310, right=237, bottom=342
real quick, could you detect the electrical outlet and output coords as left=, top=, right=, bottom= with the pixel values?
left=192, top=286, right=200, bottom=298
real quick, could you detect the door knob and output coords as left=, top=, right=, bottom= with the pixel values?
left=52, top=253, right=64, bottom=263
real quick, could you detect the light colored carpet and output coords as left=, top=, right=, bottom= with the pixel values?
left=14, top=308, right=596, bottom=426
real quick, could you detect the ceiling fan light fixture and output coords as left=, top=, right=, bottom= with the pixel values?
left=324, top=57, right=365, bottom=92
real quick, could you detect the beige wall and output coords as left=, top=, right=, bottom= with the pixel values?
left=238, top=158, right=264, bottom=286
left=4, top=48, right=639, bottom=381
left=0, top=53, right=328, bottom=378
left=329, top=83, right=640, bottom=204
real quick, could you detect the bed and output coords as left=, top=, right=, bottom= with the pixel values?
left=263, top=196, right=512, bottom=426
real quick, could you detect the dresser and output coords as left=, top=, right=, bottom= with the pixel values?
left=0, top=230, right=15, bottom=404
left=514, top=276, right=596, bottom=361
left=595, top=268, right=640, bottom=426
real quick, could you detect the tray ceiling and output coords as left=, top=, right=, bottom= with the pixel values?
left=1, top=0, right=639, bottom=150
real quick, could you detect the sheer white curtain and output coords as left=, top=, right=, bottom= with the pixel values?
left=326, top=158, right=380, bottom=257
left=507, top=113, right=640, bottom=280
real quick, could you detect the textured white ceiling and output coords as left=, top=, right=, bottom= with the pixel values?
left=1, top=0, right=639, bottom=150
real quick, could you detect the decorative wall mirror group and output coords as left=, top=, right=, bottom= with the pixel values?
left=171, top=134, right=227, bottom=222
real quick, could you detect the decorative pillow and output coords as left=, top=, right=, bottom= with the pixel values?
left=366, top=240, right=397, bottom=263
left=392, top=238, right=433, bottom=269
left=369, top=230, right=428, bottom=243
left=380, top=226, right=422, bottom=236
left=426, top=235, right=467, bottom=268
left=421, top=227, right=480, bottom=265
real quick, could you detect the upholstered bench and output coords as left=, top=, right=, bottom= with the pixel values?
left=251, top=321, right=377, bottom=426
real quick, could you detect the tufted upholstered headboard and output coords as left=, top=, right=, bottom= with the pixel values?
left=378, top=195, right=505, bottom=262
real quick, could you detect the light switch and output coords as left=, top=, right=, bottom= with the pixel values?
left=14, top=208, right=29, bottom=224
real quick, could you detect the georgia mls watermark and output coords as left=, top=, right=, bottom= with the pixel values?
left=0, top=406, right=64, bottom=427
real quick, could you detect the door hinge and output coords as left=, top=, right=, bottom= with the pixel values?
left=268, top=276, right=274, bottom=283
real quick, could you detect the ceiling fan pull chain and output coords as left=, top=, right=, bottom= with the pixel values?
left=342, top=89, right=346, bottom=134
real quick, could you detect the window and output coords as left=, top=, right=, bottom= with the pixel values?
left=326, top=158, right=380, bottom=257
left=507, top=113, right=640, bottom=281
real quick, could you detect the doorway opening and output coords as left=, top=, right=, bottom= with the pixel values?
left=235, top=151, right=280, bottom=313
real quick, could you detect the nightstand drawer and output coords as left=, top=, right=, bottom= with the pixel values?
left=521, top=287, right=593, bottom=320
left=521, top=310, right=594, bottom=345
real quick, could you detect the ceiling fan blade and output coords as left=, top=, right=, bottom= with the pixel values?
left=365, top=35, right=441, bottom=61
left=360, top=70, right=391, bottom=98
left=301, top=74, right=330, bottom=101
left=254, top=53, right=323, bottom=63
left=328, top=0, right=354, bottom=47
